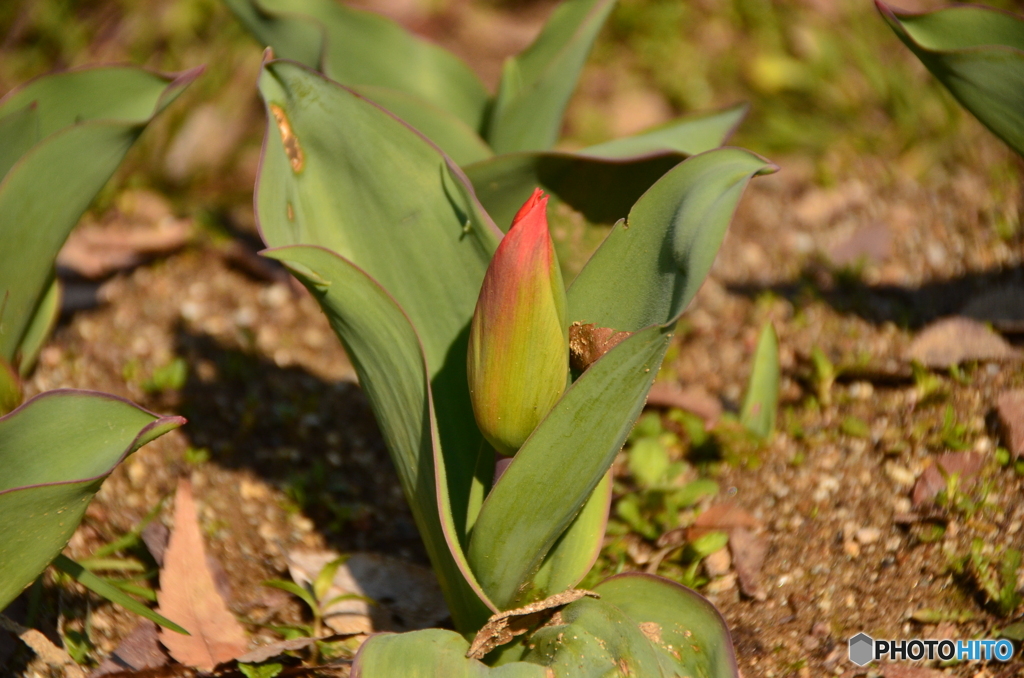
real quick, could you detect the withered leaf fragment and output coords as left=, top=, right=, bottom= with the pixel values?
left=569, top=322, right=633, bottom=372
left=466, top=589, right=598, bottom=659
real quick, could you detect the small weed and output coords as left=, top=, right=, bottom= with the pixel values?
left=840, top=416, right=870, bottom=439
left=238, top=662, right=284, bottom=678
left=142, top=357, right=188, bottom=393
left=912, top=363, right=947, bottom=406
left=810, top=347, right=835, bottom=406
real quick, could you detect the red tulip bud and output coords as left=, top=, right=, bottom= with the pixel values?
left=467, top=189, right=568, bottom=456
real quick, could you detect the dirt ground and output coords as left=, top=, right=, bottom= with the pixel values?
left=3, top=0, right=1024, bottom=676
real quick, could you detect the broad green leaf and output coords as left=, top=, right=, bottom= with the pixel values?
left=589, top=573, right=738, bottom=677
left=467, top=148, right=773, bottom=610
left=226, top=0, right=489, bottom=130
left=468, top=324, right=673, bottom=609
left=253, top=63, right=501, bottom=594
left=739, top=322, right=779, bottom=440
left=352, top=629, right=549, bottom=678
left=0, top=390, right=184, bottom=610
left=523, top=596, right=666, bottom=676
left=581, top=104, right=748, bottom=159
left=16, top=276, right=61, bottom=378
left=487, top=0, right=616, bottom=153
left=221, top=0, right=324, bottom=69
left=351, top=85, right=493, bottom=166
left=0, top=356, right=20, bottom=416
left=0, top=103, right=40, bottom=181
left=528, top=471, right=611, bottom=599
left=568, top=148, right=777, bottom=332
left=517, top=574, right=737, bottom=677
left=0, top=66, right=199, bottom=366
left=466, top=105, right=747, bottom=228
left=877, top=1, right=1024, bottom=156
left=263, top=246, right=494, bottom=632
left=256, top=63, right=501, bottom=589
left=52, top=555, right=186, bottom=634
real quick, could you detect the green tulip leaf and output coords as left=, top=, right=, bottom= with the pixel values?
left=877, top=1, right=1024, bottom=156
left=487, top=0, right=616, bottom=153
left=350, top=85, right=493, bottom=166
left=0, top=102, right=40, bottom=181
left=581, top=103, right=748, bottom=160
left=568, top=148, right=777, bottom=332
left=16, top=276, right=61, bottom=378
left=352, top=628, right=549, bottom=678
left=225, top=0, right=489, bottom=131
left=739, top=322, right=779, bottom=440
left=262, top=245, right=494, bottom=632
left=468, top=325, right=671, bottom=609
left=466, top=105, right=748, bottom=228
left=0, top=65, right=199, bottom=369
left=0, top=356, right=21, bottom=416
left=52, top=555, right=187, bottom=634
left=513, top=575, right=738, bottom=676
left=467, top=148, right=774, bottom=610
left=256, top=60, right=503, bottom=574
left=0, top=390, right=184, bottom=611
left=528, top=471, right=611, bottom=602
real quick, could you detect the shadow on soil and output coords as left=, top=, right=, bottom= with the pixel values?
left=726, top=261, right=1024, bottom=334
left=171, top=326, right=425, bottom=561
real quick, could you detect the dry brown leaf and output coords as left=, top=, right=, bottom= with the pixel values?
left=287, top=550, right=447, bottom=634
left=57, top=218, right=192, bottom=279
left=645, top=382, right=721, bottom=427
left=234, top=637, right=318, bottom=664
left=569, top=322, right=633, bottom=372
left=996, top=389, right=1024, bottom=458
left=729, top=527, right=768, bottom=601
left=90, top=621, right=168, bottom=677
left=466, top=590, right=598, bottom=660
left=686, top=502, right=767, bottom=599
left=905, top=317, right=1019, bottom=368
left=687, top=502, right=761, bottom=541
left=911, top=452, right=985, bottom=508
left=157, top=480, right=247, bottom=671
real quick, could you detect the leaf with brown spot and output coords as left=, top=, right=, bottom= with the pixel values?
left=568, top=322, right=633, bottom=372
left=156, top=480, right=247, bottom=671
left=466, top=589, right=598, bottom=660
left=906, top=317, right=1019, bottom=368
left=269, top=104, right=304, bottom=173
left=911, top=452, right=985, bottom=507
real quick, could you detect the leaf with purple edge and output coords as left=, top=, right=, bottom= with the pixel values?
left=0, top=390, right=185, bottom=610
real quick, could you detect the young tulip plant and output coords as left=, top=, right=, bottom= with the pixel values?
left=0, top=65, right=200, bottom=633
left=876, top=1, right=1024, bottom=158
left=225, top=0, right=750, bottom=231
left=254, top=51, right=775, bottom=676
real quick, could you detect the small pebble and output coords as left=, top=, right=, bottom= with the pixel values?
left=705, top=547, right=732, bottom=577
left=855, top=527, right=882, bottom=545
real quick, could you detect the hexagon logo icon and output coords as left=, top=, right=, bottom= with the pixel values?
left=849, top=633, right=874, bottom=667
